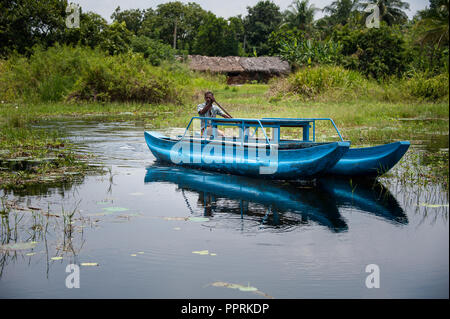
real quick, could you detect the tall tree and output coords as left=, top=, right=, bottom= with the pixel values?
left=100, top=21, right=133, bottom=55
left=193, top=14, right=239, bottom=56
left=64, top=12, right=108, bottom=48
left=416, top=0, right=449, bottom=47
left=282, top=0, right=318, bottom=31
left=0, top=0, right=68, bottom=56
left=244, top=0, right=283, bottom=56
left=322, top=0, right=359, bottom=26
left=139, top=1, right=209, bottom=52
left=111, top=6, right=144, bottom=34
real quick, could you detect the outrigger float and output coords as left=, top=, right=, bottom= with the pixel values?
left=144, top=117, right=410, bottom=179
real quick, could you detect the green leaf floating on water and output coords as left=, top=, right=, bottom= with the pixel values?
left=81, top=262, right=99, bottom=266
left=50, top=257, right=63, bottom=261
left=210, top=281, right=273, bottom=298
left=164, top=217, right=188, bottom=221
left=0, top=241, right=38, bottom=251
left=238, top=286, right=258, bottom=292
left=87, top=212, right=114, bottom=217
left=192, top=250, right=216, bottom=256
left=192, top=250, right=209, bottom=255
left=188, top=217, right=210, bottom=222
left=102, top=207, right=129, bottom=212
left=418, top=203, right=449, bottom=208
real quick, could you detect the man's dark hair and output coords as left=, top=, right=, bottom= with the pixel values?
left=204, top=91, right=214, bottom=97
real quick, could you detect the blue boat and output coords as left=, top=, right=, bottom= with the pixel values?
left=262, top=117, right=410, bottom=177
left=144, top=117, right=409, bottom=178
left=145, top=117, right=350, bottom=179
left=324, top=141, right=410, bottom=177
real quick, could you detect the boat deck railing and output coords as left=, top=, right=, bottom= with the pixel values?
left=262, top=117, right=344, bottom=142
left=180, top=117, right=344, bottom=145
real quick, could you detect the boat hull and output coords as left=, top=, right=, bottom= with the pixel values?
left=324, top=141, right=410, bottom=177
left=144, top=131, right=350, bottom=179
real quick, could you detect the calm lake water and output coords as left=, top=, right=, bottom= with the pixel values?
left=0, top=119, right=448, bottom=298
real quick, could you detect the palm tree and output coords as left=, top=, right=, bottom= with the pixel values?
left=283, top=0, right=318, bottom=30
left=416, top=0, right=449, bottom=47
left=323, top=0, right=360, bottom=26
left=359, top=0, right=410, bottom=25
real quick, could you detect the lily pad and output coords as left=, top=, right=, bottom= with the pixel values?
left=0, top=241, right=37, bottom=251
left=102, top=207, right=129, bottom=212
left=164, top=217, right=188, bottom=221
left=87, top=212, right=113, bottom=217
left=418, top=203, right=449, bottom=208
left=192, top=250, right=209, bottom=255
left=209, top=281, right=272, bottom=298
left=188, top=217, right=210, bottom=222
left=81, top=262, right=99, bottom=266
left=26, top=252, right=36, bottom=256
left=50, top=256, right=63, bottom=261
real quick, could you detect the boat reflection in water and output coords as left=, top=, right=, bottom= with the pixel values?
left=144, top=164, right=407, bottom=233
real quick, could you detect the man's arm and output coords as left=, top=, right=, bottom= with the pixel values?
left=214, top=105, right=232, bottom=118
left=198, top=103, right=212, bottom=115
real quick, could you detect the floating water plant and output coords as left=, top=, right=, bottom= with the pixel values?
left=102, top=207, right=129, bottom=212
left=209, top=281, right=273, bottom=298
left=164, top=217, right=188, bottom=221
left=192, top=250, right=210, bottom=255
left=0, top=241, right=38, bottom=251
left=50, top=256, right=63, bottom=260
left=418, top=203, right=449, bottom=208
left=188, top=217, right=210, bottom=222
left=192, top=250, right=216, bottom=256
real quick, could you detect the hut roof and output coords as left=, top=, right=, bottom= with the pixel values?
left=188, top=55, right=244, bottom=73
left=187, top=55, right=290, bottom=74
left=239, top=57, right=290, bottom=74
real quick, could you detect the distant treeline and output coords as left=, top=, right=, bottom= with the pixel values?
left=0, top=0, right=448, bottom=79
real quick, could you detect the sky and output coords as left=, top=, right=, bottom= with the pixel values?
left=74, top=0, right=431, bottom=22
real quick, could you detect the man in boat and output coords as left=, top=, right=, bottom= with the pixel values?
left=197, top=91, right=232, bottom=136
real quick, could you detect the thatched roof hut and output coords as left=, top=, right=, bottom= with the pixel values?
left=239, top=57, right=290, bottom=74
left=187, top=55, right=290, bottom=83
left=188, top=55, right=244, bottom=73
